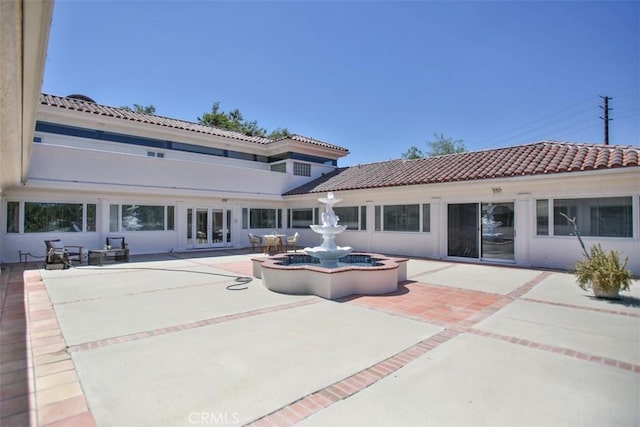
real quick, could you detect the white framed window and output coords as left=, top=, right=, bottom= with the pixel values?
left=270, top=163, right=286, bottom=173
left=293, top=162, right=311, bottom=177
left=536, top=199, right=549, bottom=236
left=242, top=208, right=282, bottom=229
left=553, top=197, right=632, bottom=238
left=7, top=201, right=97, bottom=233
left=375, top=204, right=424, bottom=232
left=422, top=203, right=430, bottom=232
left=109, top=204, right=175, bottom=232
left=333, top=206, right=363, bottom=230
left=291, top=208, right=314, bottom=228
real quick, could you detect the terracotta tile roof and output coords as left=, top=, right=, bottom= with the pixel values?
left=39, top=93, right=348, bottom=152
left=284, top=142, right=640, bottom=195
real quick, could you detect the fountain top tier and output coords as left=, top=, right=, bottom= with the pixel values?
left=316, top=192, right=342, bottom=229
left=304, top=192, right=353, bottom=267
left=317, top=192, right=341, bottom=205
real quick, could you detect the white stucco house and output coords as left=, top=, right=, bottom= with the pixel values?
left=1, top=0, right=639, bottom=274
left=1, top=92, right=638, bottom=274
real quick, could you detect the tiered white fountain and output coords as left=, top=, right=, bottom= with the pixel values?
left=304, top=192, right=353, bottom=267
left=252, top=192, right=406, bottom=300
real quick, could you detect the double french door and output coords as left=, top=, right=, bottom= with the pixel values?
left=447, top=202, right=515, bottom=261
left=187, top=207, right=231, bottom=248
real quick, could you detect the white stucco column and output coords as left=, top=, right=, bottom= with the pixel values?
left=231, top=204, right=242, bottom=248
left=365, top=200, right=375, bottom=252
left=174, top=201, right=185, bottom=252
left=98, top=198, right=109, bottom=243
left=515, top=193, right=532, bottom=267
left=430, top=197, right=443, bottom=259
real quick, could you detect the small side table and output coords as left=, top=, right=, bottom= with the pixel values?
left=88, top=249, right=108, bottom=266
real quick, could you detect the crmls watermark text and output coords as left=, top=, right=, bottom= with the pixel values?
left=188, top=412, right=240, bottom=425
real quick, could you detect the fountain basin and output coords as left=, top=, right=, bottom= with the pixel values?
left=252, top=253, right=407, bottom=300
left=303, top=246, right=353, bottom=268
left=309, top=224, right=347, bottom=234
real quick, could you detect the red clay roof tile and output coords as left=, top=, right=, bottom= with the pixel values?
left=39, top=93, right=348, bottom=153
left=285, top=142, right=640, bottom=195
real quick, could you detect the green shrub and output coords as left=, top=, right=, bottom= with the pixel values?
left=574, top=244, right=632, bottom=292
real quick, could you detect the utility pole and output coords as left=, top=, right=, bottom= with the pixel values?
left=599, top=95, right=612, bottom=145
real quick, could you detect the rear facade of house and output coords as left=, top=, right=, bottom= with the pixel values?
left=1, top=94, right=639, bottom=274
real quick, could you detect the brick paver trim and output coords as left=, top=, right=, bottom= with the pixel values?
left=67, top=298, right=320, bottom=353
left=248, top=328, right=464, bottom=426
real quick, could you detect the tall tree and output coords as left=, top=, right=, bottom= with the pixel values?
left=268, top=127, right=291, bottom=139
left=401, top=146, right=424, bottom=159
left=198, top=102, right=289, bottom=139
left=198, top=102, right=232, bottom=129
left=426, top=133, right=466, bottom=156
left=402, top=133, right=466, bottom=159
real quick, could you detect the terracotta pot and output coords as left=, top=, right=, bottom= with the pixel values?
left=592, top=280, right=620, bottom=299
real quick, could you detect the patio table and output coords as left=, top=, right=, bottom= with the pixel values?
left=261, top=234, right=286, bottom=254
left=88, top=248, right=127, bottom=266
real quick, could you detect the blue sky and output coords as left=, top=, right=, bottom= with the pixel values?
left=43, top=1, right=639, bottom=166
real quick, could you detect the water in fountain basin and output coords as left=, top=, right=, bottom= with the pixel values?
left=275, top=254, right=383, bottom=268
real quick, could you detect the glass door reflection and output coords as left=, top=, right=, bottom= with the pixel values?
left=195, top=208, right=209, bottom=247
left=481, top=202, right=514, bottom=261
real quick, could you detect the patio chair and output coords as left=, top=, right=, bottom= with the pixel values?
left=248, top=233, right=263, bottom=253
left=285, top=232, right=300, bottom=252
left=263, top=235, right=282, bottom=255
left=44, top=239, right=83, bottom=269
left=106, top=236, right=129, bottom=262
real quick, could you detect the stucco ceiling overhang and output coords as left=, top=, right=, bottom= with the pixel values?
left=0, top=0, right=53, bottom=192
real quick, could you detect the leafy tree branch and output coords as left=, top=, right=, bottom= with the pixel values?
left=402, top=133, right=466, bottom=159
left=198, top=102, right=290, bottom=139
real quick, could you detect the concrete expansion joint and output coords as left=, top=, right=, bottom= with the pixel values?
left=468, top=328, right=640, bottom=373
left=249, top=327, right=465, bottom=426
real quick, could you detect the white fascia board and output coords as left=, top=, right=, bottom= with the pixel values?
left=21, top=178, right=286, bottom=201
left=263, top=138, right=349, bottom=161
left=282, top=167, right=640, bottom=203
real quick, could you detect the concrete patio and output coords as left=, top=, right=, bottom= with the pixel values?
left=1, top=250, right=639, bottom=426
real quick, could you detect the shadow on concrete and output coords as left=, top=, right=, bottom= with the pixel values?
left=585, top=294, right=640, bottom=308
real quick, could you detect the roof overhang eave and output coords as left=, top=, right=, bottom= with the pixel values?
left=0, top=0, right=53, bottom=191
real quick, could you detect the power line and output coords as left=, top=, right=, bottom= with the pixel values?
left=482, top=103, right=597, bottom=146
left=472, top=84, right=639, bottom=146
left=474, top=91, right=639, bottom=148
left=473, top=96, right=596, bottom=147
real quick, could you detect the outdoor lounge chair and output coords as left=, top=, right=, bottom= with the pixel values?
left=248, top=233, right=263, bottom=253
left=106, top=237, right=129, bottom=262
left=44, top=239, right=83, bottom=269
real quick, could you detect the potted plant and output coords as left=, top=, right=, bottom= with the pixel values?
left=560, top=212, right=633, bottom=299
left=574, top=243, right=632, bottom=299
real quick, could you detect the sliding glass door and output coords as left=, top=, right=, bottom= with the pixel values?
left=448, top=202, right=515, bottom=261
left=481, top=202, right=514, bottom=261
left=448, top=203, right=479, bottom=258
